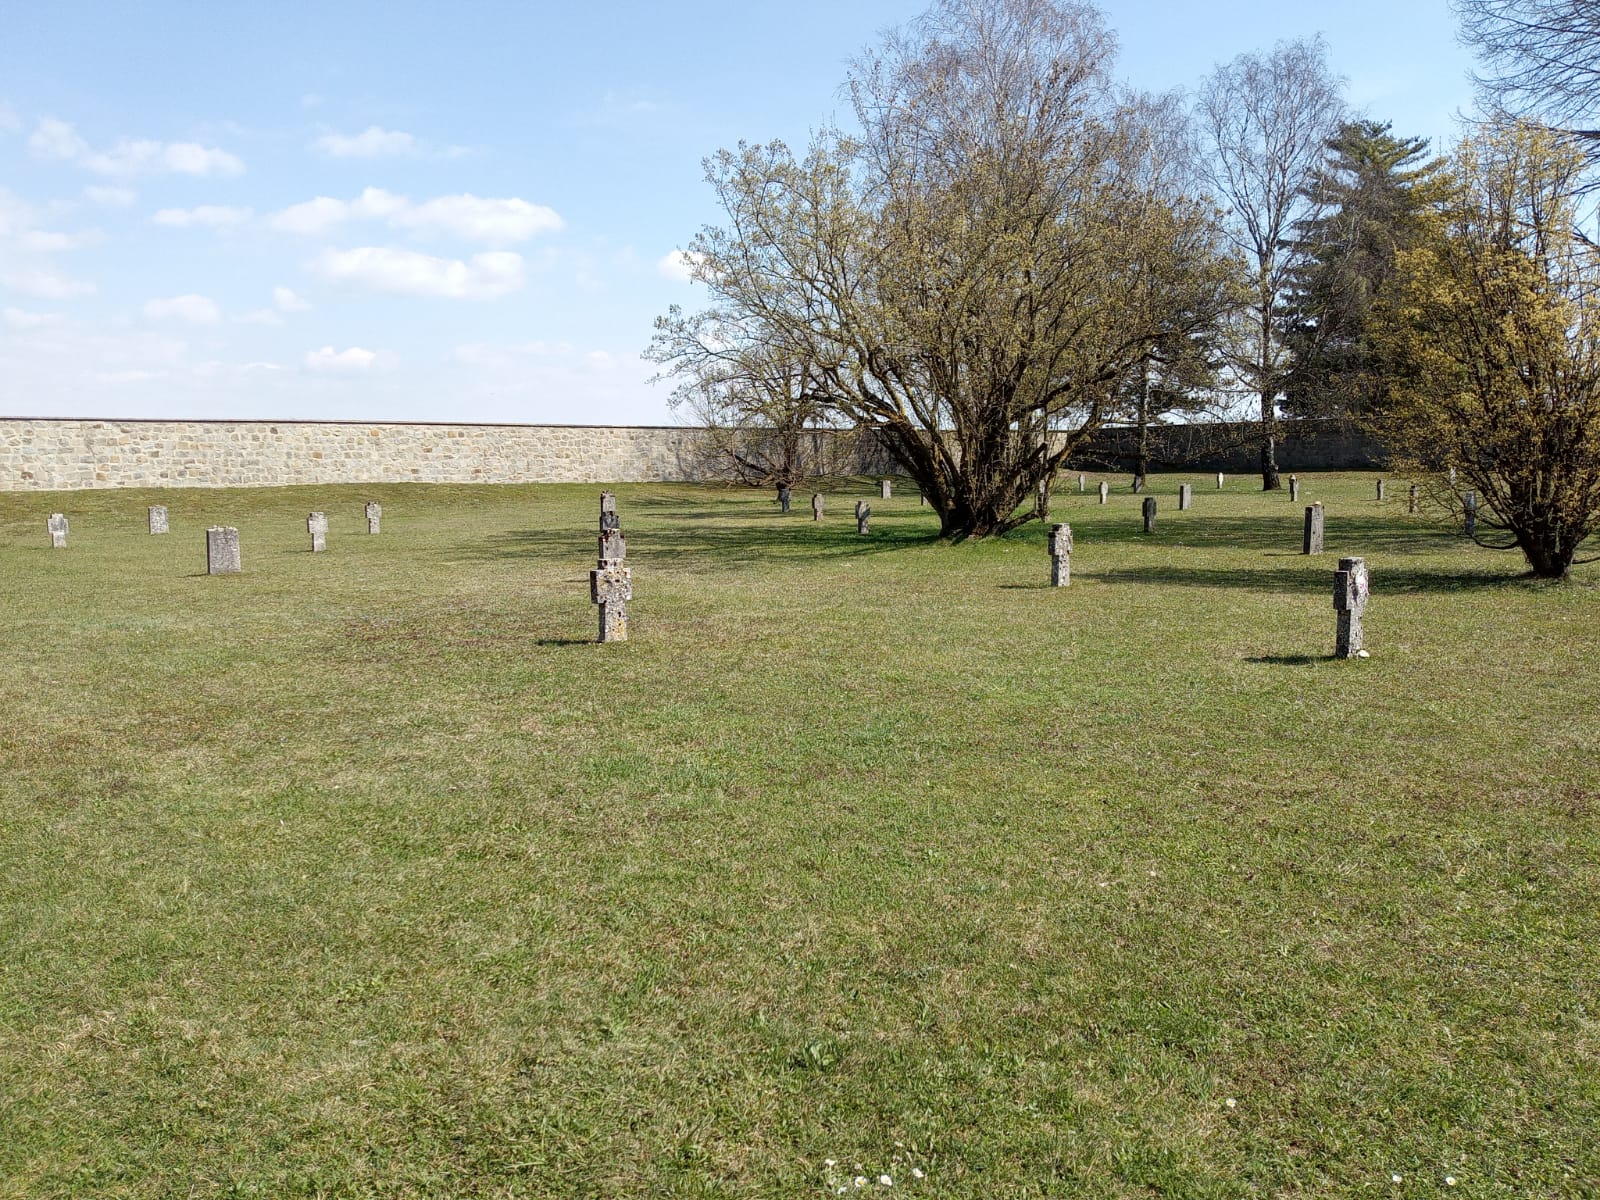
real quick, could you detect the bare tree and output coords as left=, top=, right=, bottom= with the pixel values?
left=1197, top=38, right=1345, bottom=489
left=1454, top=0, right=1600, bottom=138
left=652, top=0, right=1235, bottom=537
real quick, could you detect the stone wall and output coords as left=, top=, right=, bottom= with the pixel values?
left=0, top=416, right=1386, bottom=492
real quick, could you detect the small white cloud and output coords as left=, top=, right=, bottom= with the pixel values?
left=267, top=187, right=406, bottom=235
left=312, top=125, right=416, bottom=158
left=0, top=103, right=20, bottom=134
left=3, top=306, right=64, bottom=329
left=304, top=344, right=381, bottom=371
left=2, top=267, right=96, bottom=300
left=153, top=204, right=253, bottom=228
left=350, top=186, right=408, bottom=219
left=393, top=194, right=563, bottom=244
left=656, top=249, right=704, bottom=283
left=272, top=286, right=311, bottom=312
left=30, top=117, right=243, bottom=177
left=312, top=245, right=524, bottom=299
left=144, top=294, right=221, bottom=324
left=85, top=185, right=137, bottom=207
left=19, top=229, right=98, bottom=253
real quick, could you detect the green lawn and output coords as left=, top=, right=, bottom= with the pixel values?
left=1, top=474, right=1596, bottom=1198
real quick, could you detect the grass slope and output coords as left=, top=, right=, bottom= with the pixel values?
left=1, top=474, right=1596, bottom=1198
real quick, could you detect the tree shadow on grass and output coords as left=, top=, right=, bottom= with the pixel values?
left=1071, top=513, right=1453, bottom=555
left=1089, top=563, right=1529, bottom=594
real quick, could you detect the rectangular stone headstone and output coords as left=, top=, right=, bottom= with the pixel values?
left=1333, top=555, right=1369, bottom=658
left=1048, top=522, right=1072, bottom=587
left=856, top=500, right=870, bottom=534
left=778, top=486, right=792, bottom=514
left=1098, top=481, right=1109, bottom=505
left=1217, top=472, right=1224, bottom=489
left=1303, top=503, right=1325, bottom=555
left=47, top=513, right=68, bottom=548
left=365, top=501, right=381, bottom=534
left=1178, top=484, right=1192, bottom=511
left=206, top=526, right=241, bottom=574
left=1376, top=479, right=1386, bottom=502
left=1142, top=496, right=1157, bottom=534
left=880, top=479, right=891, bottom=500
left=1463, top=490, right=1477, bottom=537
left=1288, top=475, right=1300, bottom=502
left=1078, top=474, right=1085, bottom=493
left=1408, top=484, right=1419, bottom=515
left=148, top=505, right=168, bottom=535
left=308, top=511, right=328, bottom=553
left=1132, top=475, right=1145, bottom=494
left=812, top=492, right=824, bottom=521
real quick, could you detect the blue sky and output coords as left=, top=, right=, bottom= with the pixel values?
left=0, top=1, right=1476, bottom=425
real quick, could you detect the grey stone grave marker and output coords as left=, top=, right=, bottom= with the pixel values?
left=148, top=505, right=168, bottom=535
left=1217, top=472, right=1225, bottom=489
left=856, top=500, right=871, bottom=534
left=778, top=486, right=792, bottom=514
left=1179, top=483, right=1193, bottom=511
left=1142, top=496, right=1157, bottom=534
left=1048, top=523, right=1072, bottom=587
left=1464, top=490, right=1477, bottom=537
left=1376, top=479, right=1386, bottom=502
left=47, top=513, right=67, bottom=548
left=1132, top=475, right=1145, bottom=494
left=1098, top=481, right=1109, bottom=505
left=1408, top=484, right=1418, bottom=515
left=812, top=493, right=824, bottom=521
left=207, top=526, right=241, bottom=574
left=880, top=478, right=891, bottom=500
left=1288, top=474, right=1300, bottom=502
left=1303, top=502, right=1325, bottom=555
left=365, top=501, right=381, bottom=534
left=1334, top=556, right=1370, bottom=659
left=1078, top=474, right=1085, bottom=493
left=590, top=491, right=632, bottom=643
left=308, top=511, right=328, bottom=553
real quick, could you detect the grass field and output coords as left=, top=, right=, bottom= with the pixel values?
left=1, top=473, right=1596, bottom=1198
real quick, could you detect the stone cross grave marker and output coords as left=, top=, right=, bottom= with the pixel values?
left=1132, top=475, right=1145, bottom=494
left=778, top=486, right=792, bottom=514
left=1464, top=491, right=1477, bottom=537
left=880, top=478, right=892, bottom=500
left=1098, top=481, right=1109, bottom=505
left=1142, top=496, right=1157, bottom=534
left=148, top=505, right=168, bottom=535
left=308, top=512, right=328, bottom=553
left=1334, top=556, right=1370, bottom=659
left=812, top=493, right=824, bottom=521
left=1376, top=479, right=1386, bottom=502
left=1048, top=523, right=1072, bottom=587
left=856, top=500, right=871, bottom=534
left=1303, top=502, right=1325, bottom=555
left=47, top=513, right=68, bottom=548
left=1408, top=484, right=1418, bottom=515
left=207, top=526, right=241, bottom=574
left=365, top=502, right=381, bottom=534
left=1288, top=475, right=1300, bottom=502
left=1179, top=483, right=1193, bottom=511
left=590, top=492, right=632, bottom=643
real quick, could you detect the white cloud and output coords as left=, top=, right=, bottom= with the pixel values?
left=304, top=345, right=381, bottom=371
left=153, top=205, right=253, bottom=228
left=656, top=249, right=704, bottom=283
left=19, top=229, right=98, bottom=253
left=273, top=286, right=311, bottom=312
left=311, top=246, right=524, bottom=299
left=2, top=267, right=96, bottom=300
left=3, top=306, right=63, bottom=329
left=85, top=185, right=137, bottom=207
left=267, top=188, right=558, bottom=244
left=234, top=309, right=283, bottom=326
left=393, top=194, right=563, bottom=244
left=267, top=187, right=406, bottom=235
left=29, top=117, right=243, bottom=177
left=312, top=125, right=416, bottom=158
left=0, top=103, right=20, bottom=134
left=144, top=294, right=221, bottom=324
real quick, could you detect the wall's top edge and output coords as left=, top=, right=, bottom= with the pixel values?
left=0, top=416, right=695, bottom=431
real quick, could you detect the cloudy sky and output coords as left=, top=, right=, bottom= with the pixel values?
left=0, top=0, right=1475, bottom=425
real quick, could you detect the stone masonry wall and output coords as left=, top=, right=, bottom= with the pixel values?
left=0, top=416, right=1386, bottom=492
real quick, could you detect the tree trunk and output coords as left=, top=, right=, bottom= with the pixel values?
left=1260, top=386, right=1281, bottom=490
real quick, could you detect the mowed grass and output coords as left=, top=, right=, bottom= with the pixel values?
left=1, top=473, right=1596, bottom=1199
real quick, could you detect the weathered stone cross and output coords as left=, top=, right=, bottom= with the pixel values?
left=1048, top=523, right=1072, bottom=587
left=590, top=491, right=632, bottom=643
left=1334, top=556, right=1369, bottom=658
